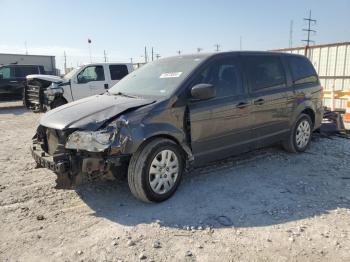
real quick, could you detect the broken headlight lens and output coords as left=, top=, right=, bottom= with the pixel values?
left=65, top=122, right=118, bottom=152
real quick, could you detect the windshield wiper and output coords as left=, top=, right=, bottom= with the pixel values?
left=115, top=92, right=138, bottom=98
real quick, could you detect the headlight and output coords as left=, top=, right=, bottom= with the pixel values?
left=65, top=121, right=119, bottom=152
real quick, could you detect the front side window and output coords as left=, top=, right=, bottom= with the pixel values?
left=287, top=56, right=318, bottom=84
left=109, top=65, right=129, bottom=80
left=77, top=65, right=105, bottom=83
left=245, top=55, right=286, bottom=91
left=0, top=66, right=12, bottom=79
left=192, top=57, right=244, bottom=97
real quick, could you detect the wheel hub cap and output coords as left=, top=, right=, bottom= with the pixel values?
left=296, top=120, right=311, bottom=148
left=149, top=149, right=179, bottom=194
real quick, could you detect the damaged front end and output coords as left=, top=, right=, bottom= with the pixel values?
left=31, top=116, right=132, bottom=188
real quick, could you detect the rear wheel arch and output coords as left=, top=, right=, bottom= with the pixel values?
left=300, top=107, right=315, bottom=127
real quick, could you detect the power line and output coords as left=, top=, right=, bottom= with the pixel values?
left=302, top=10, right=316, bottom=47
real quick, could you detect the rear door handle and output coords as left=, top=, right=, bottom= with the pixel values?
left=253, top=98, right=265, bottom=105
left=236, top=102, right=249, bottom=109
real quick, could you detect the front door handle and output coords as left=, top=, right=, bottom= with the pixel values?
left=253, top=98, right=265, bottom=105
left=236, top=102, right=249, bottom=109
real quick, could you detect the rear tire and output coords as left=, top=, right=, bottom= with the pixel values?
left=127, top=138, right=184, bottom=203
left=282, top=113, right=313, bottom=153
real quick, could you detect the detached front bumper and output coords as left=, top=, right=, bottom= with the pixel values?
left=31, top=139, right=130, bottom=186
left=31, top=144, right=69, bottom=174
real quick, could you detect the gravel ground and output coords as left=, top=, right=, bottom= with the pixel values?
left=0, top=108, right=349, bottom=262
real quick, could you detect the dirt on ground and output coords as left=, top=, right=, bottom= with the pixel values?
left=0, top=107, right=349, bottom=262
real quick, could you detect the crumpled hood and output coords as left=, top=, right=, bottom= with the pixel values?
left=39, top=94, right=155, bottom=130
left=26, top=74, right=66, bottom=83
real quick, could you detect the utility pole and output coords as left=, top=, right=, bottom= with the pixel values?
left=214, top=44, right=220, bottom=52
left=155, top=54, right=161, bottom=60
left=130, top=57, right=133, bottom=64
left=289, top=20, right=294, bottom=48
left=302, top=10, right=316, bottom=56
left=239, top=37, right=242, bottom=50
left=151, top=47, right=154, bottom=61
left=144, top=46, right=148, bottom=63
left=197, top=47, right=203, bottom=53
left=103, top=50, right=107, bottom=62
left=63, top=51, right=67, bottom=74
left=177, top=50, right=181, bottom=55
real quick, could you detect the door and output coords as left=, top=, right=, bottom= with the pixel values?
left=188, top=56, right=255, bottom=164
left=73, top=65, right=107, bottom=100
left=243, top=54, right=291, bottom=145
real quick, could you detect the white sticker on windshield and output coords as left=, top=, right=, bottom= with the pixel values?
left=160, top=72, right=183, bottom=78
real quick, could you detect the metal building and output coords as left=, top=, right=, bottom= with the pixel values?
left=0, top=53, right=58, bottom=75
left=274, top=42, right=350, bottom=110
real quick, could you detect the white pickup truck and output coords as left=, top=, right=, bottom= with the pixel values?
left=24, top=62, right=133, bottom=112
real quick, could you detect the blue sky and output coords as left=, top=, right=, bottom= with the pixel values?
left=1, top=0, right=349, bottom=70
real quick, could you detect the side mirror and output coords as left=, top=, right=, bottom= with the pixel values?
left=77, top=75, right=86, bottom=84
left=191, top=83, right=216, bottom=100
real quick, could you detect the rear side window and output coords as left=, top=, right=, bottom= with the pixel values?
left=109, top=65, right=129, bottom=80
left=287, top=56, right=318, bottom=84
left=245, top=55, right=286, bottom=91
left=15, top=66, right=38, bottom=77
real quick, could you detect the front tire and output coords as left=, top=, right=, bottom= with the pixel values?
left=283, top=113, right=313, bottom=153
left=127, top=138, right=184, bottom=203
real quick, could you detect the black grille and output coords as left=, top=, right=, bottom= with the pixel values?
left=24, top=79, right=51, bottom=112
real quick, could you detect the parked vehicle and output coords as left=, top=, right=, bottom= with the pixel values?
left=31, top=52, right=323, bottom=202
left=0, top=64, right=45, bottom=99
left=24, top=62, right=133, bottom=112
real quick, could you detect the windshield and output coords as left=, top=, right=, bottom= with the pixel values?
left=109, top=56, right=205, bottom=97
left=63, top=66, right=82, bottom=80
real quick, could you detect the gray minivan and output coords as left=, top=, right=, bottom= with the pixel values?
left=31, top=51, right=323, bottom=202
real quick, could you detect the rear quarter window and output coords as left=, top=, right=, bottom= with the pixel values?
left=109, top=65, right=129, bottom=80
left=287, top=56, right=318, bottom=84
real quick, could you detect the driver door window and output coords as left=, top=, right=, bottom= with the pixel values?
left=77, top=65, right=105, bottom=84
left=192, top=58, right=244, bottom=98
